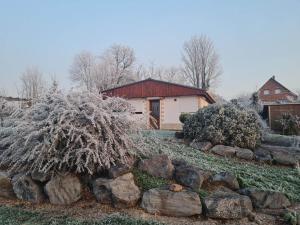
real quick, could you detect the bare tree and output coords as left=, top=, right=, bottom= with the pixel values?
left=182, top=35, right=222, bottom=90
left=296, top=90, right=300, bottom=101
left=0, top=88, right=6, bottom=97
left=20, top=67, right=44, bottom=101
left=101, top=44, right=136, bottom=86
left=69, top=51, right=96, bottom=91
left=135, top=63, right=185, bottom=84
left=70, top=45, right=136, bottom=92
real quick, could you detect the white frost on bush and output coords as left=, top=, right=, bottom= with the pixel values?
left=183, top=103, right=262, bottom=149
left=0, top=90, right=141, bottom=176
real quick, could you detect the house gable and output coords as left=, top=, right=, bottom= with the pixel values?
left=102, top=78, right=215, bottom=104
left=258, top=76, right=297, bottom=103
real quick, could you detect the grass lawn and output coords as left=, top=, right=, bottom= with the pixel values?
left=140, top=131, right=300, bottom=202
left=0, top=206, right=164, bottom=225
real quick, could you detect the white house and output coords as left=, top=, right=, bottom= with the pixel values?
left=102, top=78, right=215, bottom=130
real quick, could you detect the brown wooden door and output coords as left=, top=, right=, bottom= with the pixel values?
left=149, top=100, right=160, bottom=129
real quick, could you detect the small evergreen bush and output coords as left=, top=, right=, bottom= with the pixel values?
left=179, top=113, right=191, bottom=124
left=183, top=103, right=262, bottom=149
left=278, top=113, right=300, bottom=136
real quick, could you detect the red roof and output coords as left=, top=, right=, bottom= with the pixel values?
left=102, top=78, right=215, bottom=104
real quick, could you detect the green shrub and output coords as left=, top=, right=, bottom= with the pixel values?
left=278, top=113, right=300, bottom=136
left=179, top=113, right=191, bottom=124
left=132, top=168, right=169, bottom=191
left=284, top=211, right=299, bottom=225
left=183, top=103, right=262, bottom=149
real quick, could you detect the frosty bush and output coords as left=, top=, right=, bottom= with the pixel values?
left=278, top=113, right=300, bottom=136
left=0, top=98, right=17, bottom=127
left=0, top=91, right=139, bottom=176
left=179, top=113, right=191, bottom=124
left=183, top=103, right=262, bottom=149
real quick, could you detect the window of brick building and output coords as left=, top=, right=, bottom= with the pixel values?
left=263, top=90, right=270, bottom=95
left=275, top=89, right=281, bottom=94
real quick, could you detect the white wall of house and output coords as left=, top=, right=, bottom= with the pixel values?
left=161, top=96, right=203, bottom=130
left=128, top=98, right=145, bottom=113
left=127, top=98, right=149, bottom=127
left=127, top=96, right=209, bottom=130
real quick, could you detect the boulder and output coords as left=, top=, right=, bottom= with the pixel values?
left=108, top=164, right=132, bottom=179
left=141, top=187, right=202, bottom=217
left=190, top=140, right=213, bottom=151
left=93, top=173, right=140, bottom=208
left=108, top=158, right=135, bottom=179
left=211, top=145, right=237, bottom=157
left=44, top=174, right=82, bottom=205
left=271, top=151, right=299, bottom=167
left=254, top=148, right=272, bottom=163
left=236, top=148, right=254, bottom=160
left=0, top=171, right=15, bottom=198
left=174, top=162, right=211, bottom=191
left=211, top=172, right=240, bottom=190
left=239, top=188, right=291, bottom=209
left=12, top=174, right=45, bottom=203
left=31, top=170, right=51, bottom=183
left=204, top=191, right=253, bottom=219
left=138, top=155, right=174, bottom=179
left=169, top=184, right=183, bottom=192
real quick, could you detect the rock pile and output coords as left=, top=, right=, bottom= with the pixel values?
left=0, top=153, right=294, bottom=222
left=190, top=140, right=300, bottom=168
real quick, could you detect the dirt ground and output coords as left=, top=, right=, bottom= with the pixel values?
left=0, top=193, right=288, bottom=225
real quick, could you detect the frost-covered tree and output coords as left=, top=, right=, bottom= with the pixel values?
left=70, top=45, right=136, bottom=92
left=182, top=35, right=222, bottom=90
left=0, top=90, right=140, bottom=176
left=20, top=67, right=45, bottom=101
left=135, top=63, right=186, bottom=84
left=69, top=51, right=96, bottom=92
left=0, top=98, right=16, bottom=127
left=231, top=92, right=263, bottom=114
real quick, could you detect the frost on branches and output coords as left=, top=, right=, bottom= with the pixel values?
left=0, top=98, right=17, bottom=127
left=0, top=91, right=139, bottom=177
left=183, top=103, right=262, bottom=149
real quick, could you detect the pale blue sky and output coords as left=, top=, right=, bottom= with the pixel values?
left=0, top=0, right=299, bottom=99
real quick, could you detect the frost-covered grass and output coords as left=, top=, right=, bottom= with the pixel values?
left=141, top=131, right=300, bottom=202
left=0, top=206, right=164, bottom=225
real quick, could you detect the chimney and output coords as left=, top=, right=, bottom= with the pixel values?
left=271, top=75, right=275, bottom=80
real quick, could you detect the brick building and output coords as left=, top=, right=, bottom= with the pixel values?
left=258, top=76, right=297, bottom=104
left=263, top=103, right=300, bottom=132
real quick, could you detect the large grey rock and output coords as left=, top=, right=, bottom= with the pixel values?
left=236, top=148, right=254, bottom=160
left=174, top=162, right=211, bottom=190
left=31, top=170, right=51, bottom=183
left=271, top=151, right=299, bottom=167
left=93, top=173, right=140, bottom=208
left=12, top=174, right=45, bottom=203
left=44, top=174, right=82, bottom=205
left=211, top=172, right=240, bottom=190
left=211, top=145, right=237, bottom=157
left=141, top=188, right=202, bottom=217
left=190, top=140, right=213, bottom=151
left=108, top=164, right=132, bottom=179
left=0, top=171, right=15, bottom=198
left=108, top=158, right=135, bottom=179
left=138, top=154, right=174, bottom=179
left=239, top=188, right=291, bottom=209
left=204, top=191, right=253, bottom=219
left=254, top=148, right=272, bottom=163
